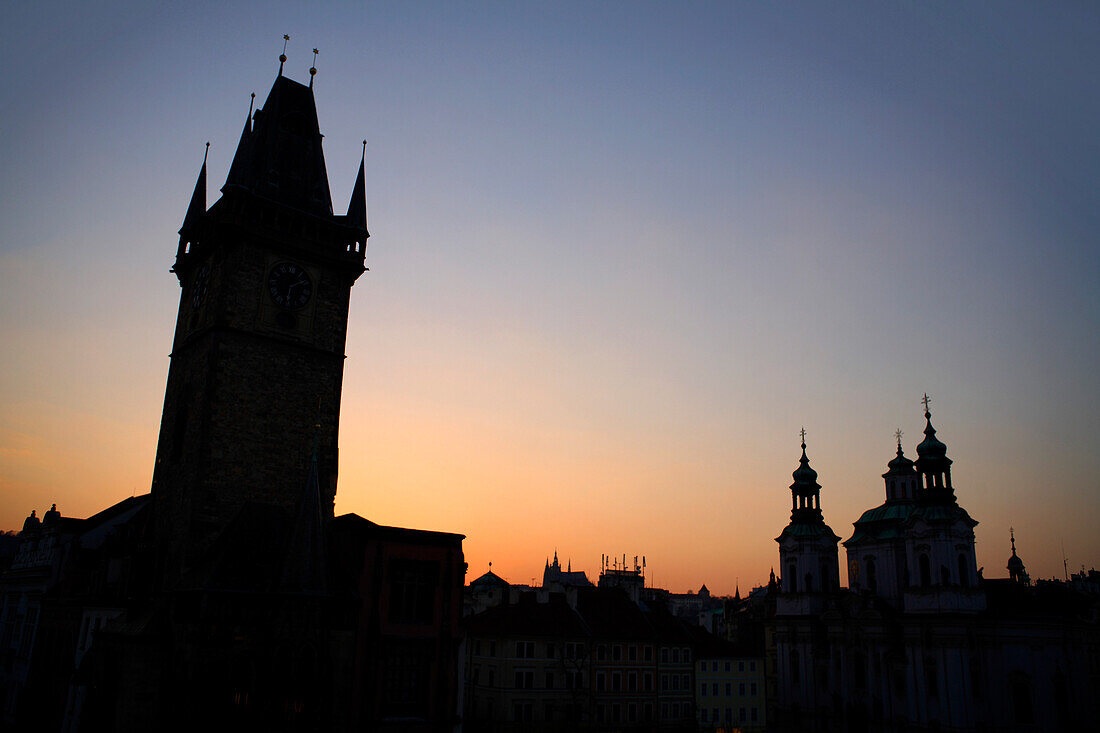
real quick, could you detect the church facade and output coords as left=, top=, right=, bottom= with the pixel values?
left=770, top=405, right=1100, bottom=731
left=0, top=61, right=465, bottom=732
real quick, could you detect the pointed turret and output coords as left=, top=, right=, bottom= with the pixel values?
left=180, top=143, right=208, bottom=236
left=224, top=93, right=254, bottom=190
left=346, top=141, right=369, bottom=245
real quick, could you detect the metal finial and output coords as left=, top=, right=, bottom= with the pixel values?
left=279, top=34, right=290, bottom=74
left=894, top=428, right=903, bottom=448
left=309, top=47, right=318, bottom=88
left=799, top=426, right=807, bottom=448
left=921, top=392, right=932, bottom=417
left=203, top=141, right=210, bottom=165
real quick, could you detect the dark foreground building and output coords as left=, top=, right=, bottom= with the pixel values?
left=0, top=61, right=465, bottom=732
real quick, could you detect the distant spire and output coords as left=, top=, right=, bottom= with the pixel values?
left=346, top=140, right=369, bottom=240
left=179, top=142, right=209, bottom=236
left=279, top=34, right=289, bottom=76
left=309, top=48, right=318, bottom=89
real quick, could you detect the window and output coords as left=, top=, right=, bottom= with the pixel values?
left=712, top=661, right=719, bottom=672
left=788, top=563, right=798, bottom=592
left=515, top=641, right=535, bottom=658
left=388, top=559, right=438, bottom=623
left=643, top=703, right=653, bottom=721
left=612, top=672, right=622, bottom=691
left=512, top=702, right=533, bottom=722
left=750, top=661, right=756, bottom=672
left=725, top=708, right=732, bottom=724
left=866, top=557, right=878, bottom=593
left=682, top=674, right=690, bottom=690
left=628, top=671, right=637, bottom=691
left=661, top=647, right=669, bottom=663
left=958, top=554, right=969, bottom=588
left=701, top=683, right=708, bottom=697
left=613, top=644, right=622, bottom=661
left=739, top=707, right=747, bottom=722
left=750, top=682, right=757, bottom=695
left=515, top=670, right=534, bottom=689
left=683, top=648, right=691, bottom=662
left=940, top=565, right=951, bottom=586
left=724, top=661, right=731, bottom=672
left=712, top=682, right=718, bottom=696
left=627, top=703, right=637, bottom=723
left=644, top=672, right=653, bottom=690
left=725, top=682, right=731, bottom=696
left=672, top=648, right=680, bottom=663
left=661, top=674, right=668, bottom=691
left=700, top=661, right=707, bottom=672
left=751, top=706, right=758, bottom=722
left=739, top=682, right=745, bottom=695
left=738, top=661, right=745, bottom=672
left=628, top=645, right=637, bottom=661
left=545, top=671, right=554, bottom=689
left=596, top=672, right=606, bottom=691
left=546, top=643, right=555, bottom=659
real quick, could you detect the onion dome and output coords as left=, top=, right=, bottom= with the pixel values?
left=21, top=509, right=40, bottom=535
left=915, top=403, right=953, bottom=476
left=884, top=441, right=916, bottom=477
left=790, top=441, right=820, bottom=493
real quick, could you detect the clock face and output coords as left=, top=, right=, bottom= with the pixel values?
left=267, top=262, right=313, bottom=309
left=191, top=263, right=210, bottom=310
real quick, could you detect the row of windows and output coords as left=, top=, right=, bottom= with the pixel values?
left=701, top=681, right=758, bottom=697
left=700, top=706, right=758, bottom=724
left=699, top=659, right=757, bottom=673
left=473, top=639, right=696, bottom=665
left=475, top=640, right=589, bottom=660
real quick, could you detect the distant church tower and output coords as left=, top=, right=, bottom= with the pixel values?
left=775, top=432, right=840, bottom=614
left=151, top=65, right=369, bottom=578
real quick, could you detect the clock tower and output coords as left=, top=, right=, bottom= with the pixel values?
left=152, top=69, right=368, bottom=580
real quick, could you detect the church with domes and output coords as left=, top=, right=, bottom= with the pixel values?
left=769, top=398, right=1098, bottom=732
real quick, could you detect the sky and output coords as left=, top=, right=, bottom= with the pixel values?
left=1, top=1, right=1098, bottom=595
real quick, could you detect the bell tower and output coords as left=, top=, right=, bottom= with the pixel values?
left=151, top=66, right=368, bottom=580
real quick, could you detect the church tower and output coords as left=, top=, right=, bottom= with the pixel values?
left=151, top=64, right=368, bottom=579
left=775, top=432, right=840, bottom=615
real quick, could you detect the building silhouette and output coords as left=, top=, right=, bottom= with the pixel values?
left=0, top=62, right=465, bottom=732
left=770, top=406, right=1100, bottom=731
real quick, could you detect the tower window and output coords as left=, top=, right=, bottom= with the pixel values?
left=788, top=564, right=798, bottom=592
left=919, top=554, right=931, bottom=587
left=866, top=557, right=877, bottom=594
left=958, top=554, right=969, bottom=588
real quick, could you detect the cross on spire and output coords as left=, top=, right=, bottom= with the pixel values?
left=921, top=392, right=932, bottom=416
left=799, top=426, right=807, bottom=447
left=309, top=47, right=319, bottom=88
left=894, top=427, right=903, bottom=446
left=279, top=34, right=290, bottom=75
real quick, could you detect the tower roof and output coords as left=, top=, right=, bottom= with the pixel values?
left=179, top=143, right=208, bottom=237
left=790, top=441, right=820, bottom=495
left=221, top=75, right=333, bottom=217
left=883, top=439, right=916, bottom=477
left=915, top=400, right=952, bottom=473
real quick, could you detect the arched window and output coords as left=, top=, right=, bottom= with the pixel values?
left=866, top=557, right=877, bottom=594
left=788, top=563, right=798, bottom=593
left=919, top=554, right=931, bottom=587
left=940, top=565, right=951, bottom=586
left=804, top=573, right=814, bottom=592
left=958, top=554, right=969, bottom=588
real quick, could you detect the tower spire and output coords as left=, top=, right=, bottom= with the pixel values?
left=179, top=142, right=208, bottom=238
left=346, top=140, right=369, bottom=242
left=309, top=48, right=318, bottom=89
left=279, top=34, right=289, bottom=77
left=224, top=93, right=255, bottom=190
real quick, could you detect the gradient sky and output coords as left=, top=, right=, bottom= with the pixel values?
left=2, top=1, right=1098, bottom=595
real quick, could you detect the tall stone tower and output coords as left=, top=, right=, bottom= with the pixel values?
left=151, top=68, right=368, bottom=579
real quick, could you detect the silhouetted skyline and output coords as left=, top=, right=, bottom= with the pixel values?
left=2, top=1, right=1099, bottom=593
